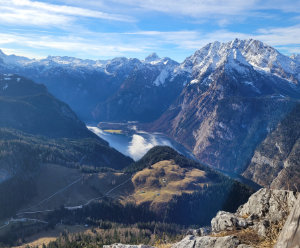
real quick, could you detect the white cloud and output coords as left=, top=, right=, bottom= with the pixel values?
left=0, top=6, right=73, bottom=27
left=118, top=0, right=257, bottom=17
left=101, top=0, right=300, bottom=16
left=1, top=23, right=300, bottom=61
left=0, top=0, right=134, bottom=28
left=125, top=26, right=300, bottom=54
left=0, top=32, right=145, bottom=58
left=255, top=25, right=300, bottom=46
left=128, top=134, right=155, bottom=160
left=128, top=134, right=172, bottom=160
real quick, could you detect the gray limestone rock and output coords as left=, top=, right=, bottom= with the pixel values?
left=171, top=235, right=240, bottom=248
left=275, top=196, right=300, bottom=248
left=186, top=227, right=211, bottom=236
left=237, top=188, right=297, bottom=222
left=252, top=220, right=270, bottom=236
left=211, top=211, right=248, bottom=233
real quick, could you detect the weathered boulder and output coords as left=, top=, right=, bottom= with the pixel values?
left=186, top=227, right=211, bottom=236
left=237, top=188, right=297, bottom=222
left=103, top=245, right=154, bottom=248
left=275, top=196, right=300, bottom=248
left=171, top=235, right=241, bottom=248
left=211, top=211, right=248, bottom=233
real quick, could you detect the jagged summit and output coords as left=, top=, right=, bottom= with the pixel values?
left=145, top=52, right=160, bottom=62
left=178, top=38, right=300, bottom=84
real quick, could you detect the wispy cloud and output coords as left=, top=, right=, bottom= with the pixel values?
left=1, top=24, right=300, bottom=61
left=255, top=25, right=300, bottom=46
left=112, top=0, right=257, bottom=17
left=0, top=32, right=145, bottom=58
left=0, top=0, right=299, bottom=61
left=97, top=0, right=300, bottom=16
left=0, top=0, right=134, bottom=28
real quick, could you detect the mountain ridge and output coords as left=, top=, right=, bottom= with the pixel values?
left=1, top=39, right=300, bottom=179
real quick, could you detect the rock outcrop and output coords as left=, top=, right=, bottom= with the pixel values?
left=211, top=211, right=248, bottom=233
left=275, top=196, right=300, bottom=247
left=172, top=188, right=298, bottom=248
left=237, top=188, right=297, bottom=223
left=172, top=235, right=241, bottom=248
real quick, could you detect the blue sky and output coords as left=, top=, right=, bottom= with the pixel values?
left=0, top=0, right=300, bottom=62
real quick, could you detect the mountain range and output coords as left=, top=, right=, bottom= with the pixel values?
left=0, top=72, right=254, bottom=246
left=0, top=38, right=300, bottom=247
left=0, top=38, right=299, bottom=191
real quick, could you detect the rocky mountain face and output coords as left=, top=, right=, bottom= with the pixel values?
left=243, top=104, right=300, bottom=191
left=0, top=51, right=180, bottom=122
left=150, top=39, right=300, bottom=173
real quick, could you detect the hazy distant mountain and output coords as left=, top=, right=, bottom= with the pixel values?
left=93, top=55, right=182, bottom=122
left=0, top=73, right=97, bottom=139
left=0, top=51, right=181, bottom=122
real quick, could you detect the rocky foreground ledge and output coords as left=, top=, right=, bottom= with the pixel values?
left=105, top=188, right=299, bottom=248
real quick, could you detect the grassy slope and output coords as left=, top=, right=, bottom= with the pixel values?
left=129, top=160, right=211, bottom=205
left=122, top=146, right=255, bottom=223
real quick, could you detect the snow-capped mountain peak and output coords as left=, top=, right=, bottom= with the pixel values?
left=179, top=38, right=300, bottom=85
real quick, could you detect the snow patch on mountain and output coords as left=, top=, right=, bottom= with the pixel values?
left=178, top=39, right=300, bottom=86
left=153, top=68, right=170, bottom=86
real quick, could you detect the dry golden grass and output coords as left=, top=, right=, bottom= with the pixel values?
left=156, top=244, right=173, bottom=248
left=130, top=160, right=210, bottom=205
left=211, top=228, right=263, bottom=247
left=241, top=214, right=250, bottom=219
left=103, top=129, right=122, bottom=134
left=256, top=219, right=285, bottom=248
left=210, top=220, right=286, bottom=248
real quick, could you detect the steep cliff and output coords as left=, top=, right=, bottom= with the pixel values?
left=243, top=104, right=300, bottom=191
